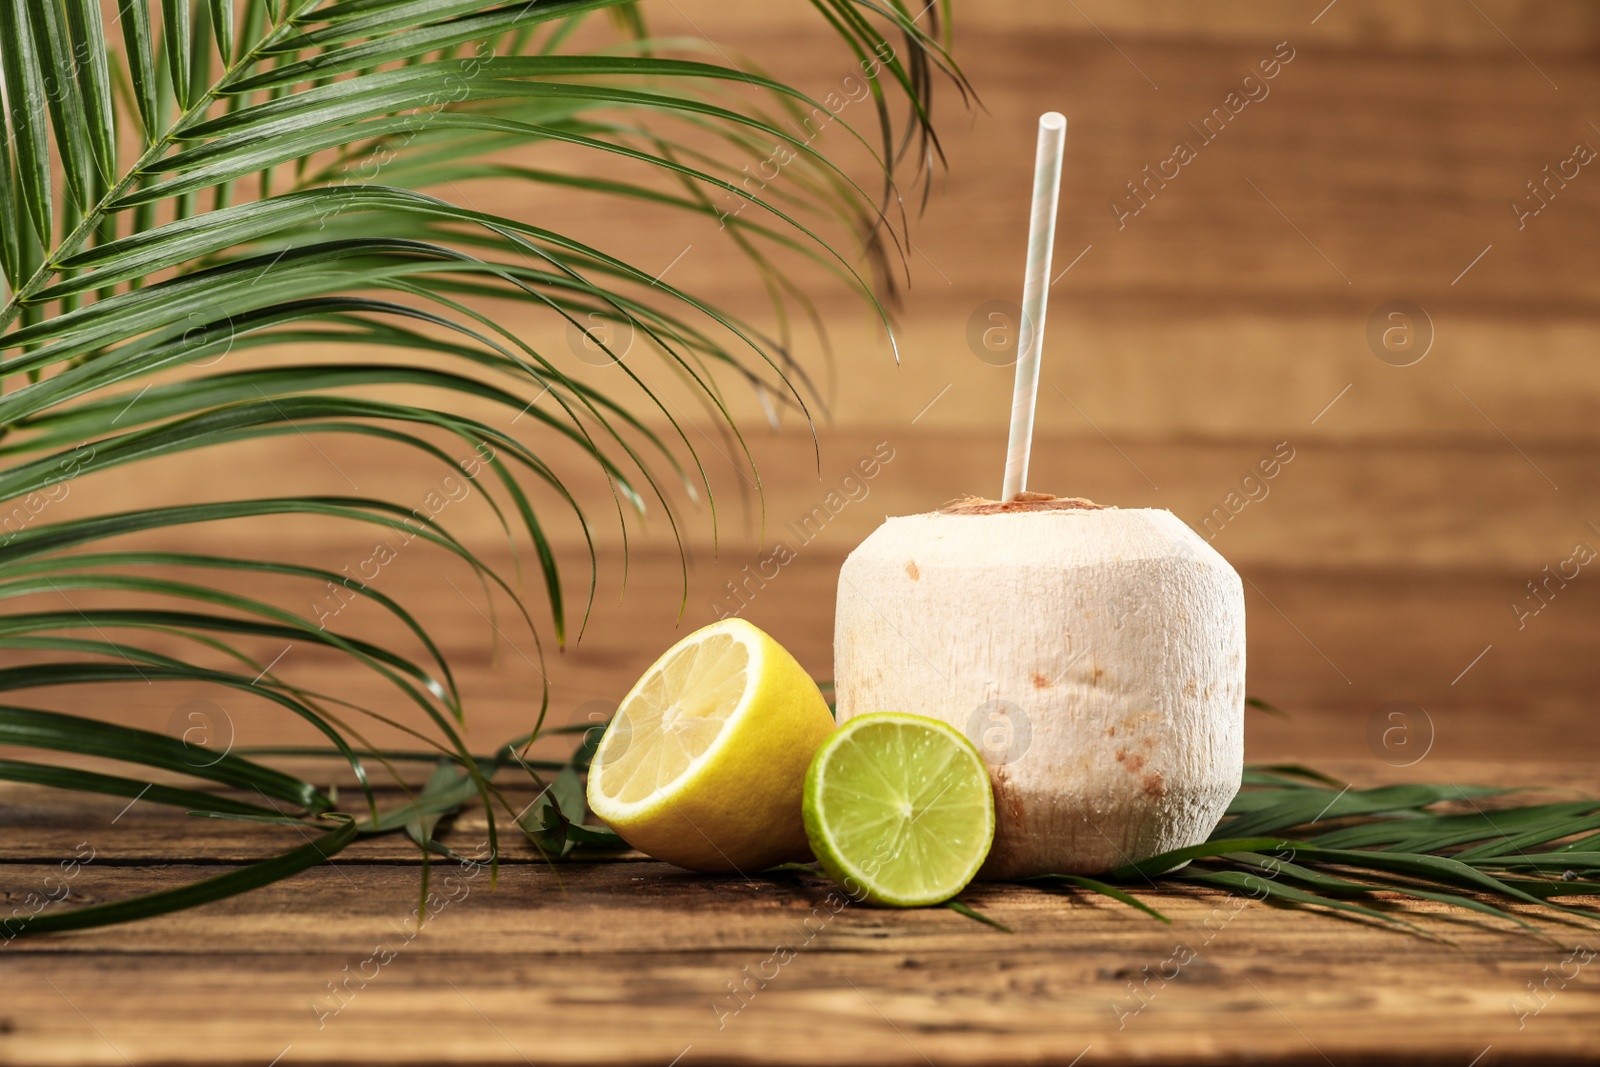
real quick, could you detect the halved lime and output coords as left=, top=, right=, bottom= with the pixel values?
left=802, top=712, right=995, bottom=907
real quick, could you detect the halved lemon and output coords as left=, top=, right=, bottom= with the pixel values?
left=585, top=618, right=836, bottom=873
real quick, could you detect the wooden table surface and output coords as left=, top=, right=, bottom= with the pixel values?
left=6, top=0, right=1600, bottom=1063
left=4, top=761, right=1597, bottom=1067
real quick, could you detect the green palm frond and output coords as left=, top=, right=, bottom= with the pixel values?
left=1055, top=765, right=1600, bottom=939
left=0, top=0, right=966, bottom=933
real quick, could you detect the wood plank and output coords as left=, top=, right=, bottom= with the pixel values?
left=5, top=756, right=1596, bottom=864
left=8, top=555, right=1599, bottom=750
left=665, top=0, right=1600, bottom=54
left=7, top=530, right=1599, bottom=760
left=41, top=429, right=1600, bottom=564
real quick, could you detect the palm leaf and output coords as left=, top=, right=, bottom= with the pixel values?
left=1087, top=765, right=1600, bottom=939
left=0, top=758, right=288, bottom=818
left=0, top=0, right=965, bottom=934
left=6, top=814, right=359, bottom=937
left=0, top=704, right=331, bottom=811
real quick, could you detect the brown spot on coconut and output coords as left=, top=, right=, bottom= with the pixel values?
left=1030, top=672, right=1051, bottom=689
left=833, top=495, right=1245, bottom=878
left=905, top=560, right=919, bottom=581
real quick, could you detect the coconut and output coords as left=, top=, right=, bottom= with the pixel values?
left=833, top=493, right=1245, bottom=879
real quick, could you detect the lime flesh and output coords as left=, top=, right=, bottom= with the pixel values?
left=803, top=712, right=995, bottom=907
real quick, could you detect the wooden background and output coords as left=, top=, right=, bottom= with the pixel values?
left=6, top=0, right=1600, bottom=1064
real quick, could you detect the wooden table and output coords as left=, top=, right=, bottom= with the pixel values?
left=5, top=762, right=1598, bottom=1067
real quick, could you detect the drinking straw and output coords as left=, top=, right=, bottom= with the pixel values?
left=1000, top=112, right=1067, bottom=501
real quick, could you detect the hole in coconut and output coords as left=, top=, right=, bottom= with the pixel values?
left=938, top=492, right=1114, bottom=515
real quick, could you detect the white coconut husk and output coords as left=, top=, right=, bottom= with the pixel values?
left=834, top=494, right=1245, bottom=879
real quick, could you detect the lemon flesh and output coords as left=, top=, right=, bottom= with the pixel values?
left=586, top=618, right=835, bottom=873
left=803, top=712, right=995, bottom=907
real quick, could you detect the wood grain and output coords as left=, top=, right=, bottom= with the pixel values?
left=4, top=781, right=1598, bottom=1067
left=447, top=0, right=1600, bottom=444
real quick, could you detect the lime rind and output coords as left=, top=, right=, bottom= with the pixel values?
left=803, top=712, right=996, bottom=907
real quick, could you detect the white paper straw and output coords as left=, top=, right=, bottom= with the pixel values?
left=1000, top=112, right=1066, bottom=501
